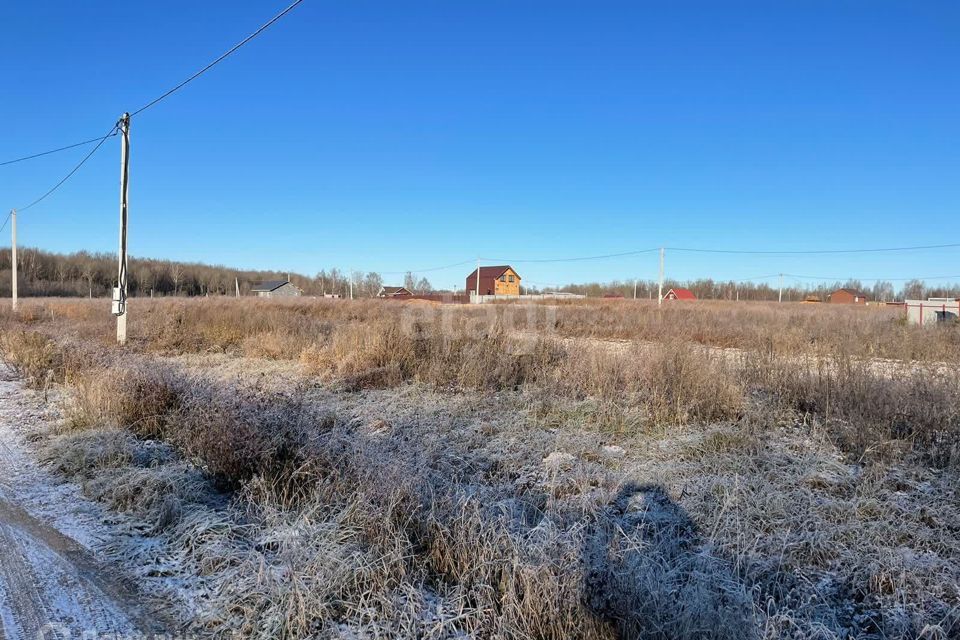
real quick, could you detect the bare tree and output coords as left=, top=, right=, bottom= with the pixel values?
left=902, top=279, right=924, bottom=300
left=170, top=263, right=184, bottom=295
left=415, top=277, right=432, bottom=293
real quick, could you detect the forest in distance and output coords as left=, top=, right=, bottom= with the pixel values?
left=0, top=246, right=956, bottom=302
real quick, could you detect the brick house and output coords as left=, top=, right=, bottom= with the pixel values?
left=828, top=288, right=869, bottom=304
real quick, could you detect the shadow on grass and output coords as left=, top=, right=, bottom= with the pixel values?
left=582, top=483, right=759, bottom=640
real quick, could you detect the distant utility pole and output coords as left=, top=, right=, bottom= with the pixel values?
left=633, top=278, right=637, bottom=300
left=235, top=277, right=240, bottom=297
left=113, top=113, right=131, bottom=345
left=349, top=270, right=354, bottom=300
left=778, top=273, right=783, bottom=304
left=474, top=258, right=480, bottom=302
left=10, top=209, right=17, bottom=312
left=657, top=247, right=664, bottom=307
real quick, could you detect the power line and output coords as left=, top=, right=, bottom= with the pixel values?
left=16, top=124, right=119, bottom=212
left=0, top=211, right=10, bottom=235
left=130, top=0, right=305, bottom=116
left=479, top=241, right=960, bottom=265
left=8, top=0, right=305, bottom=214
left=782, top=272, right=960, bottom=283
left=379, top=259, right=476, bottom=275
left=730, top=273, right=782, bottom=282
left=667, top=243, right=960, bottom=255
left=481, top=248, right=660, bottom=264
left=0, top=133, right=118, bottom=167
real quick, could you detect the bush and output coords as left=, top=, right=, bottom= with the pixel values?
left=0, top=330, right=67, bottom=388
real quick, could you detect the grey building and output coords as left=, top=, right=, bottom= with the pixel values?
left=251, top=280, right=302, bottom=298
left=906, top=298, right=959, bottom=326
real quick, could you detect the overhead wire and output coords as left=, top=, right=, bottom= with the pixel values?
left=6, top=0, right=305, bottom=217
left=4, top=0, right=960, bottom=285
left=14, top=124, right=119, bottom=212
left=378, top=259, right=476, bottom=275
left=481, top=247, right=659, bottom=264
left=781, top=272, right=960, bottom=282
left=0, top=132, right=118, bottom=167
left=476, top=242, right=960, bottom=266
left=667, top=243, right=960, bottom=255
left=130, top=0, right=305, bottom=116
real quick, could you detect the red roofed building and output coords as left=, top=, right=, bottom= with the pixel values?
left=663, top=288, right=697, bottom=301
left=466, top=266, right=521, bottom=296
left=827, top=288, right=869, bottom=305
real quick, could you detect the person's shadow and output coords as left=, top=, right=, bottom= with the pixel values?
left=581, top=483, right=759, bottom=639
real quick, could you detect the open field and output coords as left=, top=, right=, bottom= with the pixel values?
left=0, top=297, right=958, bottom=638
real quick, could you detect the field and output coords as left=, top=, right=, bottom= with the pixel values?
left=1, top=297, right=958, bottom=639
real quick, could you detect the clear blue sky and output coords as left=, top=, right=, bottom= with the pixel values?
left=1, top=1, right=958, bottom=290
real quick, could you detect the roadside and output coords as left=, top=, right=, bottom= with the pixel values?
left=0, top=369, right=178, bottom=639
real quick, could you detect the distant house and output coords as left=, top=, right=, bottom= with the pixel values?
left=378, top=286, right=412, bottom=298
left=827, top=288, right=869, bottom=304
left=251, top=280, right=302, bottom=298
left=906, top=298, right=960, bottom=326
left=466, top=266, right=521, bottom=296
left=663, top=288, right=697, bottom=301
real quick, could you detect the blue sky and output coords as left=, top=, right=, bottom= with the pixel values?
left=1, top=1, right=958, bottom=290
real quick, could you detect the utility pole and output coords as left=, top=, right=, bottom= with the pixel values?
left=657, top=247, right=664, bottom=307
left=633, top=278, right=637, bottom=300
left=113, top=113, right=131, bottom=345
left=778, top=273, right=783, bottom=304
left=349, top=270, right=354, bottom=300
left=235, top=277, right=240, bottom=297
left=474, top=258, right=480, bottom=303
left=10, top=209, right=17, bottom=312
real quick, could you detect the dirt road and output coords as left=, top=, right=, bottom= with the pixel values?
left=0, top=372, right=171, bottom=639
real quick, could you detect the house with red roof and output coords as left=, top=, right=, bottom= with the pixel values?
left=662, top=288, right=697, bottom=301
left=466, top=265, right=521, bottom=296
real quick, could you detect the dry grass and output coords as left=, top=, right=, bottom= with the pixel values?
left=2, top=297, right=960, bottom=638
left=0, top=330, right=67, bottom=388
left=4, top=297, right=959, bottom=464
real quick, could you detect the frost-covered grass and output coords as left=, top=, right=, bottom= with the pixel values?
left=1, top=298, right=959, bottom=638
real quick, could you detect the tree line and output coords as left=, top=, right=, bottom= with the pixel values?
left=0, top=247, right=433, bottom=299
left=0, top=247, right=955, bottom=301
left=540, top=277, right=960, bottom=302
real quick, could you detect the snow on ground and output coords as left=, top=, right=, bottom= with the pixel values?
left=0, top=368, right=181, bottom=639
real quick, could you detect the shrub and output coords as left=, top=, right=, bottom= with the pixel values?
left=64, top=365, right=183, bottom=437
left=0, top=330, right=66, bottom=388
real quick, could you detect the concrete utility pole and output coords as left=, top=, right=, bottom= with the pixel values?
left=349, top=270, right=354, bottom=300
left=10, top=209, right=17, bottom=312
left=113, top=113, right=131, bottom=345
left=633, top=278, right=637, bottom=300
left=657, top=247, right=664, bottom=307
left=235, top=277, right=240, bottom=297
left=474, top=258, right=480, bottom=303
left=778, top=273, right=783, bottom=304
